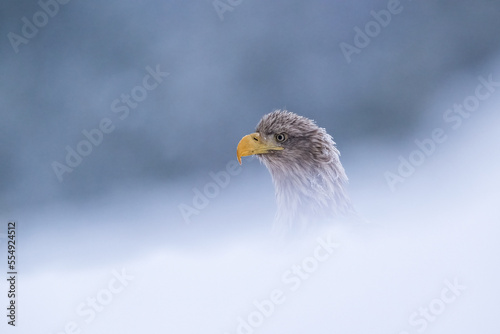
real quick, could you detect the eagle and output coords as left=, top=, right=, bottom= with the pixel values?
left=237, top=110, right=355, bottom=233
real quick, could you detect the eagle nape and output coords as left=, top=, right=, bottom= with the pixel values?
left=236, top=109, right=355, bottom=233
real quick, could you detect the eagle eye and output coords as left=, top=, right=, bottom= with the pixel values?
left=275, top=133, right=288, bottom=143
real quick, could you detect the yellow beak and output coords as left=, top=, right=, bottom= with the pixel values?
left=237, top=132, right=284, bottom=164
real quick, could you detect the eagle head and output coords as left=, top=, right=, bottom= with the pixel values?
left=237, top=110, right=354, bottom=233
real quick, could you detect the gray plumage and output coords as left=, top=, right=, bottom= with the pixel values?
left=253, top=110, right=354, bottom=233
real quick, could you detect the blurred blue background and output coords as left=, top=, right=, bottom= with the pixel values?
left=2, top=0, right=499, bottom=209
left=1, top=0, right=500, bottom=333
